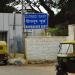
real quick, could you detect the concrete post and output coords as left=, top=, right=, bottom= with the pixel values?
left=68, top=25, right=75, bottom=40
left=68, top=25, right=75, bottom=53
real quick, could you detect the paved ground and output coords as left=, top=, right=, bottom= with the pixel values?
left=0, top=64, right=74, bottom=75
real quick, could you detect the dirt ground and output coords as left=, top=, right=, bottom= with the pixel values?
left=0, top=63, right=74, bottom=75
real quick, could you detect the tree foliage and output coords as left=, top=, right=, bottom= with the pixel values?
left=54, top=0, right=75, bottom=25
left=0, top=0, right=15, bottom=4
left=1, top=0, right=74, bottom=26
left=0, top=0, right=15, bottom=13
left=39, top=0, right=54, bottom=27
left=24, top=0, right=75, bottom=26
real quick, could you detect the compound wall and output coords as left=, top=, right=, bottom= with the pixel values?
left=25, top=36, right=67, bottom=61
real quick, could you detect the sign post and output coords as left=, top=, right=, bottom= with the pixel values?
left=23, top=13, right=48, bottom=62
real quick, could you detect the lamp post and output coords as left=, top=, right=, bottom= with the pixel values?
left=22, top=0, right=27, bottom=60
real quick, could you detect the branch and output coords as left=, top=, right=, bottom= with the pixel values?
left=39, top=0, right=54, bottom=17
left=25, top=0, right=41, bottom=13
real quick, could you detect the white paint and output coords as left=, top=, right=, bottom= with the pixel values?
left=25, top=36, right=67, bottom=60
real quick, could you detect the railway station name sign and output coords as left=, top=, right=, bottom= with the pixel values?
left=24, top=13, right=48, bottom=29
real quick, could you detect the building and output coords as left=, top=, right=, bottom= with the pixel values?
left=0, top=13, right=44, bottom=53
left=0, top=13, right=23, bottom=53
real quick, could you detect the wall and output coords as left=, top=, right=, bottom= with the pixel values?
left=0, top=13, right=23, bottom=52
left=25, top=36, right=67, bottom=61
left=8, top=13, right=23, bottom=53
left=0, top=13, right=72, bottom=61
left=0, top=13, right=50, bottom=53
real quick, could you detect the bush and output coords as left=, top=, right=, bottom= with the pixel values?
left=47, top=26, right=68, bottom=36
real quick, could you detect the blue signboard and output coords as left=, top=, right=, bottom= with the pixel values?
left=24, top=13, right=48, bottom=29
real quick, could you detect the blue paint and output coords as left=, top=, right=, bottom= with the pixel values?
left=24, top=13, right=48, bottom=29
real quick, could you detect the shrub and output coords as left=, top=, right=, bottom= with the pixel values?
left=47, top=26, right=68, bottom=36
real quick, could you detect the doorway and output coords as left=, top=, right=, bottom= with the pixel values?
left=0, top=32, right=7, bottom=42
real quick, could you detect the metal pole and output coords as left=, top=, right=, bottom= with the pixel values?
left=13, top=12, right=17, bottom=58
left=22, top=0, right=27, bottom=60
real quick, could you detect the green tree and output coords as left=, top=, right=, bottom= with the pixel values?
left=14, top=0, right=75, bottom=26
left=54, top=0, right=75, bottom=25
left=0, top=0, right=15, bottom=13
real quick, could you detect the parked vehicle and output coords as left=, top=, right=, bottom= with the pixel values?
left=56, top=41, right=75, bottom=75
left=0, top=41, right=8, bottom=65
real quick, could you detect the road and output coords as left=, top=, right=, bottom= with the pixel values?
left=0, top=64, right=74, bottom=75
